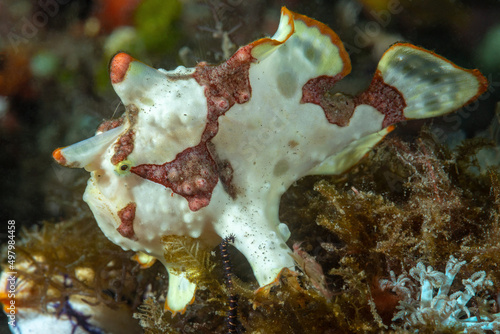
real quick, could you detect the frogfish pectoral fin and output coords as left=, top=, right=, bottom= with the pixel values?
left=164, top=267, right=197, bottom=316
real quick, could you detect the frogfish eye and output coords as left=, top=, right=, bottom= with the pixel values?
left=115, top=160, right=133, bottom=175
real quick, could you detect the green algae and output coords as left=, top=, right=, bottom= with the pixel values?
left=132, top=129, right=500, bottom=333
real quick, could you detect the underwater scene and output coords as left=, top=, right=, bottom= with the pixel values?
left=1, top=0, right=500, bottom=333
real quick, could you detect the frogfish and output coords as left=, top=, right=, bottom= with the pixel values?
left=53, top=7, right=487, bottom=314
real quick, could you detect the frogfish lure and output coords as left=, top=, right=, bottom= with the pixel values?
left=53, top=7, right=487, bottom=314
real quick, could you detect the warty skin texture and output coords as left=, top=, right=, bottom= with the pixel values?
left=53, top=7, right=487, bottom=314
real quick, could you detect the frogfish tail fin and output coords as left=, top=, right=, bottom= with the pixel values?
left=355, top=43, right=488, bottom=128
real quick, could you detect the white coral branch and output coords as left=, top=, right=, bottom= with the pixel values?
left=380, top=255, right=500, bottom=333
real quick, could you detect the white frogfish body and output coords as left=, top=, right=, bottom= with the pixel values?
left=53, top=7, right=487, bottom=314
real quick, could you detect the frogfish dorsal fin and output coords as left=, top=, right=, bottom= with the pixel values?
left=250, top=7, right=351, bottom=83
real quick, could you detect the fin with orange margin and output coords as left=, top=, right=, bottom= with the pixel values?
left=131, top=251, right=157, bottom=269
left=164, top=267, right=196, bottom=316
left=356, top=43, right=488, bottom=128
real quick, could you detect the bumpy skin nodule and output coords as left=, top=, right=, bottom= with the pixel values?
left=53, top=7, right=487, bottom=313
